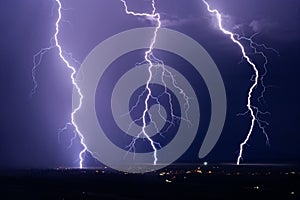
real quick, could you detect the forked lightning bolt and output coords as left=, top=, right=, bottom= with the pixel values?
left=32, top=0, right=87, bottom=168
left=53, top=0, right=88, bottom=168
left=31, top=0, right=276, bottom=167
left=202, top=0, right=277, bottom=164
left=121, top=0, right=160, bottom=164
left=121, top=0, right=191, bottom=165
left=32, top=0, right=191, bottom=168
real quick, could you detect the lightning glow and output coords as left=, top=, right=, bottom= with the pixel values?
left=31, top=0, right=88, bottom=168
left=121, top=0, right=161, bottom=164
left=53, top=0, right=88, bottom=168
left=31, top=0, right=277, bottom=168
left=202, top=0, right=276, bottom=164
left=121, top=0, right=191, bottom=165
left=32, top=0, right=191, bottom=168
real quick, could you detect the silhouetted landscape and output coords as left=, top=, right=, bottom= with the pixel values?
left=0, top=164, right=299, bottom=199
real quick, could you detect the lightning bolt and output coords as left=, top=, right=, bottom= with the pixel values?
left=121, top=0, right=161, bottom=165
left=30, top=46, right=54, bottom=97
left=31, top=0, right=277, bottom=168
left=31, top=0, right=87, bottom=168
left=202, top=0, right=278, bottom=164
left=31, top=0, right=191, bottom=169
left=53, top=0, right=88, bottom=168
left=121, top=0, right=191, bottom=165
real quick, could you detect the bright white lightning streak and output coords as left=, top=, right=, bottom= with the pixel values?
left=202, top=0, right=273, bottom=165
left=31, top=0, right=87, bottom=168
left=53, top=0, right=87, bottom=168
left=121, top=0, right=161, bottom=164
left=32, top=0, right=191, bottom=168
left=237, top=33, right=279, bottom=104
left=121, top=0, right=191, bottom=165
left=237, top=33, right=279, bottom=148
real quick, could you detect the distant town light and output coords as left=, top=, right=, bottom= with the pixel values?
left=254, top=186, right=260, bottom=190
left=165, top=179, right=172, bottom=183
left=204, top=162, right=208, bottom=166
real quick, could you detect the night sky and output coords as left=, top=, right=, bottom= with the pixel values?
left=0, top=0, right=299, bottom=168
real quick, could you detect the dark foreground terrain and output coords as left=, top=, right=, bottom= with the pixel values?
left=0, top=164, right=299, bottom=200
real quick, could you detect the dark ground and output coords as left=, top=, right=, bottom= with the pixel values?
left=0, top=164, right=299, bottom=200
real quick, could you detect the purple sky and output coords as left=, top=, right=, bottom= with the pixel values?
left=0, top=0, right=299, bottom=168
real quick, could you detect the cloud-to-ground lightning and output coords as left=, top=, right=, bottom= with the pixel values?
left=30, top=0, right=278, bottom=168
left=32, top=0, right=87, bottom=168
left=121, top=0, right=161, bottom=164
left=31, top=0, right=192, bottom=168
left=202, top=0, right=277, bottom=164
left=53, top=0, right=88, bottom=168
left=121, top=0, right=191, bottom=165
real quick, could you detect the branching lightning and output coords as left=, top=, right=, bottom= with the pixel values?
left=30, top=46, right=54, bottom=97
left=30, top=0, right=278, bottom=168
left=202, top=0, right=277, bottom=164
left=31, top=0, right=191, bottom=168
left=53, top=0, right=88, bottom=168
left=32, top=0, right=87, bottom=168
left=121, top=0, right=191, bottom=165
left=121, top=0, right=161, bottom=164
